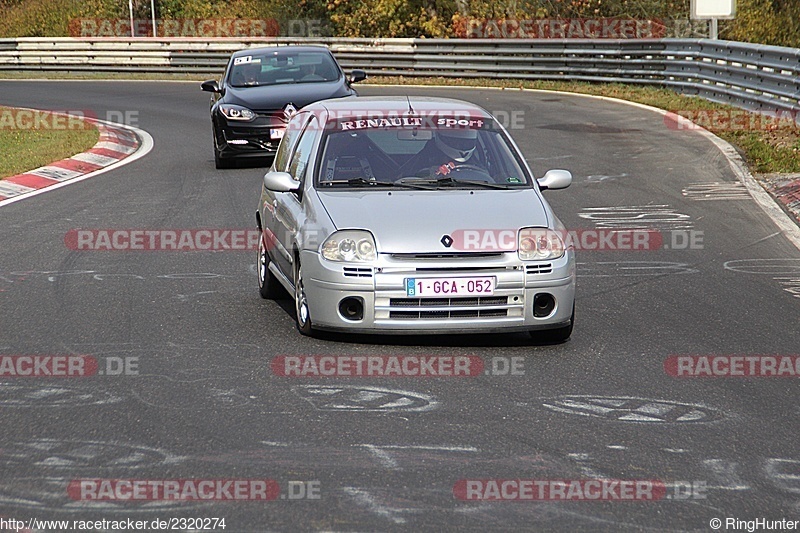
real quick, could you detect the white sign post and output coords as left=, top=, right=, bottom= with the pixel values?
left=691, top=0, right=736, bottom=40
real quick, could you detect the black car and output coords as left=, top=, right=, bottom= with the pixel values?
left=201, top=45, right=366, bottom=168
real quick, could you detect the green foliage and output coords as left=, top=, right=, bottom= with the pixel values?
left=325, top=0, right=455, bottom=38
left=722, top=0, right=800, bottom=48
left=0, top=0, right=799, bottom=45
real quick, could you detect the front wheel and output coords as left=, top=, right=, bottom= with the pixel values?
left=257, top=232, right=282, bottom=299
left=213, top=126, right=233, bottom=169
left=293, top=258, right=315, bottom=337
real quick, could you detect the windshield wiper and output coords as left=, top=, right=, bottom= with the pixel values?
left=320, top=178, right=434, bottom=190
left=432, top=176, right=511, bottom=189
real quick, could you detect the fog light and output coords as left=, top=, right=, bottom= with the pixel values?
left=533, top=293, right=556, bottom=318
left=339, top=297, right=364, bottom=321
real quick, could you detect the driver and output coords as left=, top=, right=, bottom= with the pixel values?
left=401, top=128, right=483, bottom=178
left=237, top=62, right=260, bottom=85
left=299, top=62, right=322, bottom=81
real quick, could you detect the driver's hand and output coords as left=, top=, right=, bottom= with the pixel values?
left=436, top=162, right=456, bottom=176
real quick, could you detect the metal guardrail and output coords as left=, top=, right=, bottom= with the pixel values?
left=0, top=37, right=798, bottom=114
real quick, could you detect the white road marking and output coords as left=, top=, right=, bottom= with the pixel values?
left=343, top=487, right=406, bottom=524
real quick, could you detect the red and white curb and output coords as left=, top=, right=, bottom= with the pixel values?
left=761, top=173, right=800, bottom=228
left=0, top=113, right=153, bottom=207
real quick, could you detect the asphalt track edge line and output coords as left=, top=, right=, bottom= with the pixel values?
left=0, top=119, right=154, bottom=208
left=370, top=83, right=800, bottom=252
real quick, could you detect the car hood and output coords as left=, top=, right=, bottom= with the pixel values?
left=316, top=189, right=550, bottom=254
left=225, top=80, right=352, bottom=110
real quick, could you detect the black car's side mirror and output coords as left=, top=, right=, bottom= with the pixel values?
left=349, top=69, right=367, bottom=84
left=201, top=80, right=221, bottom=93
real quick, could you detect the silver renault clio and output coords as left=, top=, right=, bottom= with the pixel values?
left=255, top=96, right=575, bottom=341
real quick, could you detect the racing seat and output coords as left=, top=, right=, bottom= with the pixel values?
left=322, top=134, right=377, bottom=182
left=324, top=155, right=376, bottom=182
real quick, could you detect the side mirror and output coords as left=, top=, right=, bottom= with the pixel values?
left=201, top=80, right=221, bottom=93
left=537, top=169, right=572, bottom=191
left=349, top=69, right=367, bottom=84
left=264, top=171, right=300, bottom=193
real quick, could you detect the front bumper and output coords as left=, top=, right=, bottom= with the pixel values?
left=217, top=125, right=282, bottom=158
left=215, top=111, right=287, bottom=159
left=300, top=250, right=576, bottom=334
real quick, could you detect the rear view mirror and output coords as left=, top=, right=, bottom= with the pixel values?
left=201, top=80, right=220, bottom=93
left=397, top=129, right=432, bottom=141
left=349, top=69, right=367, bottom=84
left=537, top=169, right=572, bottom=190
left=263, top=171, right=300, bottom=192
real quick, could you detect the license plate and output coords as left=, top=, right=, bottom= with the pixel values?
left=270, top=128, right=285, bottom=140
left=406, top=277, right=496, bottom=297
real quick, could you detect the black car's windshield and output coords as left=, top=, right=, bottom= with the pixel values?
left=229, top=51, right=340, bottom=88
left=315, top=115, right=532, bottom=189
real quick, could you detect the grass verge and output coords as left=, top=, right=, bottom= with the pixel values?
left=0, top=106, right=100, bottom=179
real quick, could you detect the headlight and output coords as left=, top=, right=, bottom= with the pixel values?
left=321, top=230, right=377, bottom=262
left=220, top=104, right=256, bottom=121
left=518, top=228, right=565, bottom=261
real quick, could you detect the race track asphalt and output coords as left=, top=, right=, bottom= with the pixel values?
left=0, top=80, right=798, bottom=531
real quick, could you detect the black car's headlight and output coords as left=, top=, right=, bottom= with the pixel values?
left=321, top=230, right=377, bottom=263
left=220, top=104, right=256, bottom=122
left=518, top=228, right=565, bottom=261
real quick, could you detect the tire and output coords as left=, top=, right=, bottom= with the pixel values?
left=257, top=232, right=282, bottom=299
left=531, top=304, right=574, bottom=343
left=293, top=258, right=315, bottom=337
left=213, top=127, right=233, bottom=169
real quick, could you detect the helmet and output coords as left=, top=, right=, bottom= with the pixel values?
left=435, top=128, right=478, bottom=163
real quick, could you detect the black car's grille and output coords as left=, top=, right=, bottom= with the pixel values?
left=254, top=110, right=289, bottom=123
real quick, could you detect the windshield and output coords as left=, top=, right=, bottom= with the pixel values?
left=229, top=51, right=340, bottom=88
left=315, top=116, right=532, bottom=189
